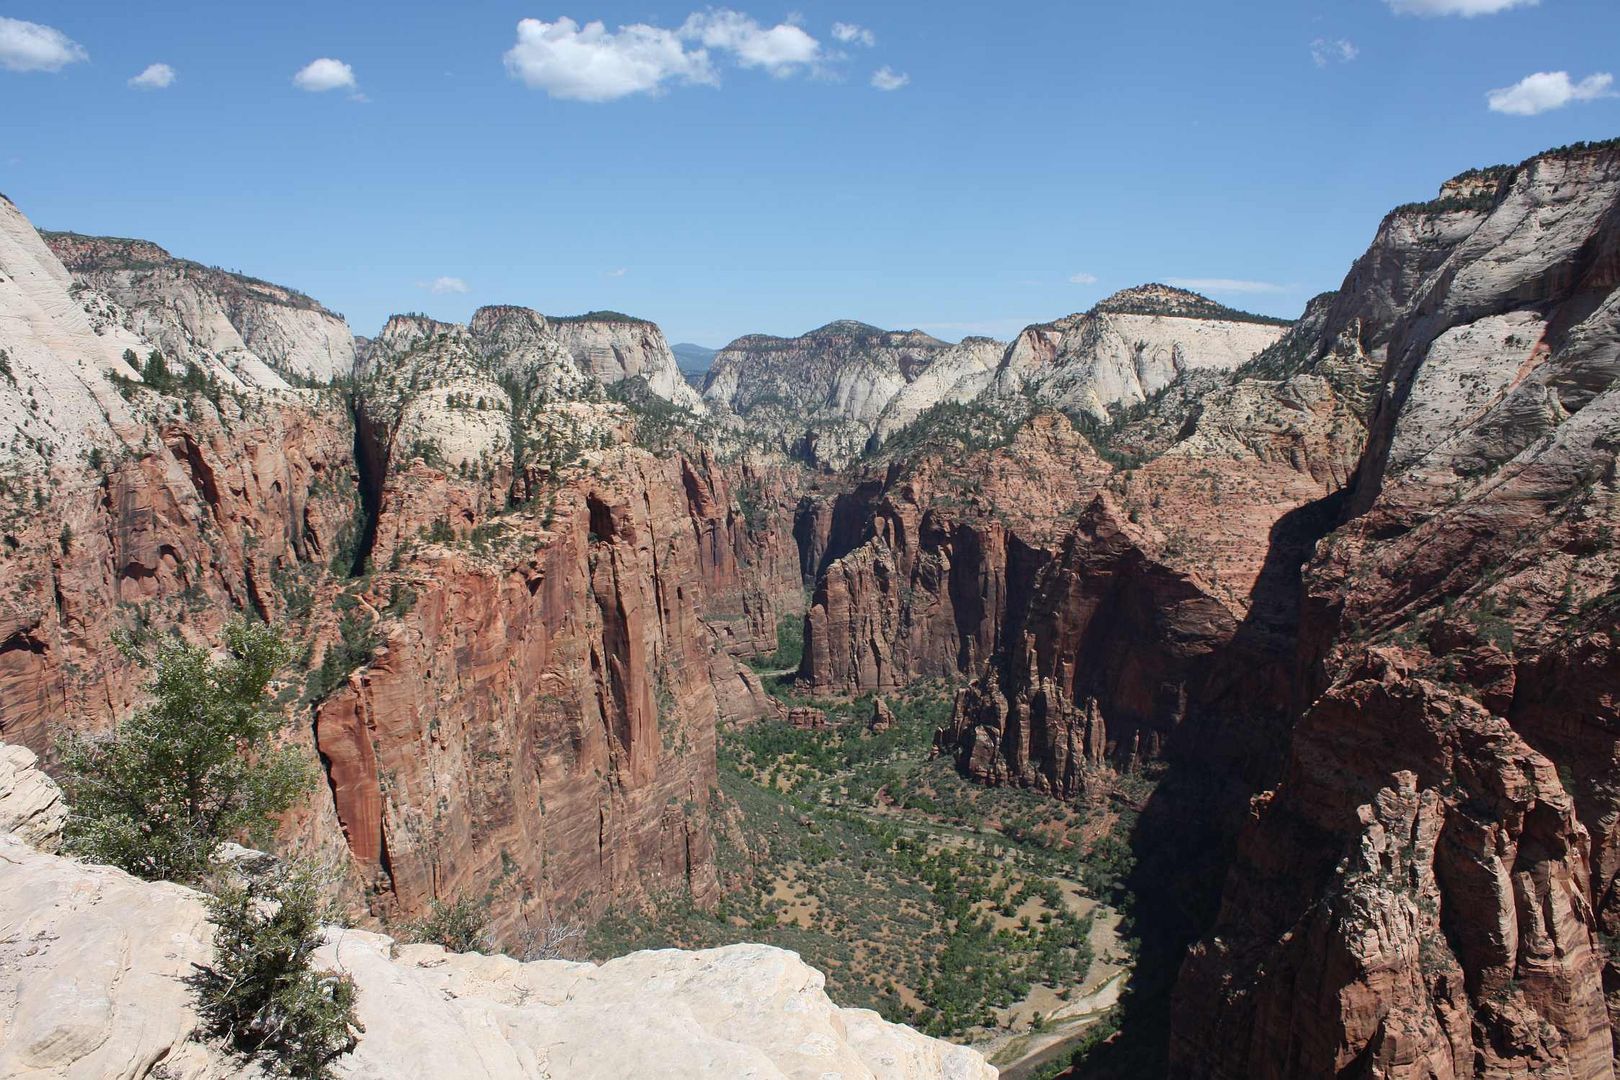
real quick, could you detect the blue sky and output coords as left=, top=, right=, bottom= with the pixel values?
left=3, top=1, right=1616, bottom=346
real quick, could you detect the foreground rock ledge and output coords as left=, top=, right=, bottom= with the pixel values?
left=0, top=833, right=994, bottom=1079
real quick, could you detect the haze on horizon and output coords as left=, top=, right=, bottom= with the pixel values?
left=4, top=0, right=1617, bottom=346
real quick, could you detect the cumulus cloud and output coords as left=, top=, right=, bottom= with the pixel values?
left=293, top=57, right=357, bottom=92
left=1069, top=272, right=1099, bottom=285
left=1167, top=277, right=1291, bottom=295
left=0, top=17, right=87, bottom=73
left=832, top=22, right=875, bottom=47
left=1487, top=71, right=1614, bottom=115
left=129, top=63, right=176, bottom=89
left=504, top=16, right=714, bottom=100
left=1385, top=0, right=1535, bottom=14
left=681, top=10, right=819, bottom=75
left=422, top=276, right=469, bottom=295
left=1311, top=38, right=1358, bottom=67
left=871, top=66, right=909, bottom=91
left=504, top=11, right=829, bottom=101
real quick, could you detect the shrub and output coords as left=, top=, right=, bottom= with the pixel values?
left=515, top=920, right=587, bottom=961
left=195, top=863, right=362, bottom=1078
left=303, top=610, right=377, bottom=705
left=58, top=618, right=309, bottom=884
left=748, top=613, right=805, bottom=673
left=404, top=896, right=491, bottom=953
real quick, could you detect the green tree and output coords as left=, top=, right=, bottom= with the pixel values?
left=196, top=863, right=362, bottom=1078
left=141, top=349, right=172, bottom=391
left=59, top=618, right=309, bottom=884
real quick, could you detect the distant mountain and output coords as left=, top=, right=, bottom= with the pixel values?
left=672, top=342, right=719, bottom=372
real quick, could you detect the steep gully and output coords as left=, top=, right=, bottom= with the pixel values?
left=346, top=389, right=387, bottom=578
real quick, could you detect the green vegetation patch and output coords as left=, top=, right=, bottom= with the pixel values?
left=588, top=681, right=1143, bottom=1042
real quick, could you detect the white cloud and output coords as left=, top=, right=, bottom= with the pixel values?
left=129, top=63, right=176, bottom=89
left=606, top=268, right=628, bottom=277
left=422, top=276, right=469, bottom=295
left=1487, top=71, right=1615, bottom=116
left=832, top=22, right=875, bottom=47
left=504, top=11, right=827, bottom=101
left=1311, top=38, right=1358, bottom=67
left=504, top=16, right=714, bottom=101
left=0, top=17, right=87, bottom=73
left=1069, top=272, right=1099, bottom=285
left=1385, top=0, right=1535, bottom=14
left=1167, top=277, right=1291, bottom=295
left=871, top=66, right=909, bottom=91
left=293, top=57, right=357, bottom=92
left=680, top=10, right=820, bottom=76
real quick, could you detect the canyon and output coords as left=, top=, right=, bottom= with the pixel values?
left=0, top=136, right=1617, bottom=1079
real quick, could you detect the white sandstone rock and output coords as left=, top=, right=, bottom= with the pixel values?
left=0, top=746, right=995, bottom=1080
left=0, top=742, right=66, bottom=852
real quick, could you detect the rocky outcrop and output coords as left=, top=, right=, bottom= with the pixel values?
left=0, top=742, right=64, bottom=851
left=1177, top=657, right=1612, bottom=1079
left=0, top=804, right=995, bottom=1080
left=45, top=230, right=356, bottom=385
left=871, top=337, right=1006, bottom=444
left=0, top=200, right=367, bottom=759
left=703, top=321, right=1001, bottom=468
left=546, top=310, right=704, bottom=409
left=798, top=414, right=1117, bottom=697
left=0, top=195, right=150, bottom=467
left=307, top=449, right=777, bottom=931
left=994, top=284, right=1289, bottom=421
left=0, top=195, right=795, bottom=946
left=940, top=495, right=1237, bottom=796
left=1171, top=142, right=1620, bottom=1077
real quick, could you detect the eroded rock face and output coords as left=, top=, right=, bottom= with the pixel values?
left=0, top=820, right=995, bottom=1080
left=0, top=742, right=65, bottom=852
left=0, top=196, right=795, bottom=941
left=1171, top=144, right=1620, bottom=1078
left=546, top=310, right=704, bottom=409
left=1178, top=658, right=1611, bottom=1079
left=45, top=230, right=356, bottom=385
left=703, top=320, right=1002, bottom=469
left=308, top=449, right=788, bottom=931
left=994, top=284, right=1289, bottom=421
left=941, top=496, right=1237, bottom=796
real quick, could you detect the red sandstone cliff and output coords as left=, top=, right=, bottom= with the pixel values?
left=1166, top=144, right=1620, bottom=1078
left=0, top=207, right=802, bottom=941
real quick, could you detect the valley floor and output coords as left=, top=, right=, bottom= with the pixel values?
left=584, top=679, right=1147, bottom=1072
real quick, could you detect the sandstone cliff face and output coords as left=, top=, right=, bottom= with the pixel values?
left=0, top=196, right=796, bottom=944
left=323, top=305, right=803, bottom=928
left=703, top=320, right=1001, bottom=468
left=870, top=336, right=1006, bottom=444
left=0, top=742, right=64, bottom=852
left=0, top=196, right=150, bottom=467
left=1170, top=144, right=1620, bottom=1078
left=546, top=310, right=705, bottom=409
left=994, top=284, right=1289, bottom=421
left=0, top=750, right=995, bottom=1080
left=0, top=204, right=362, bottom=750
left=45, top=230, right=356, bottom=385
left=941, top=496, right=1239, bottom=797
left=776, top=145, right=1620, bottom=1077
left=308, top=448, right=774, bottom=931
left=797, top=413, right=1116, bottom=697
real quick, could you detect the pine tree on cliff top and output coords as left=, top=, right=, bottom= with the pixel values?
left=58, top=617, right=310, bottom=885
